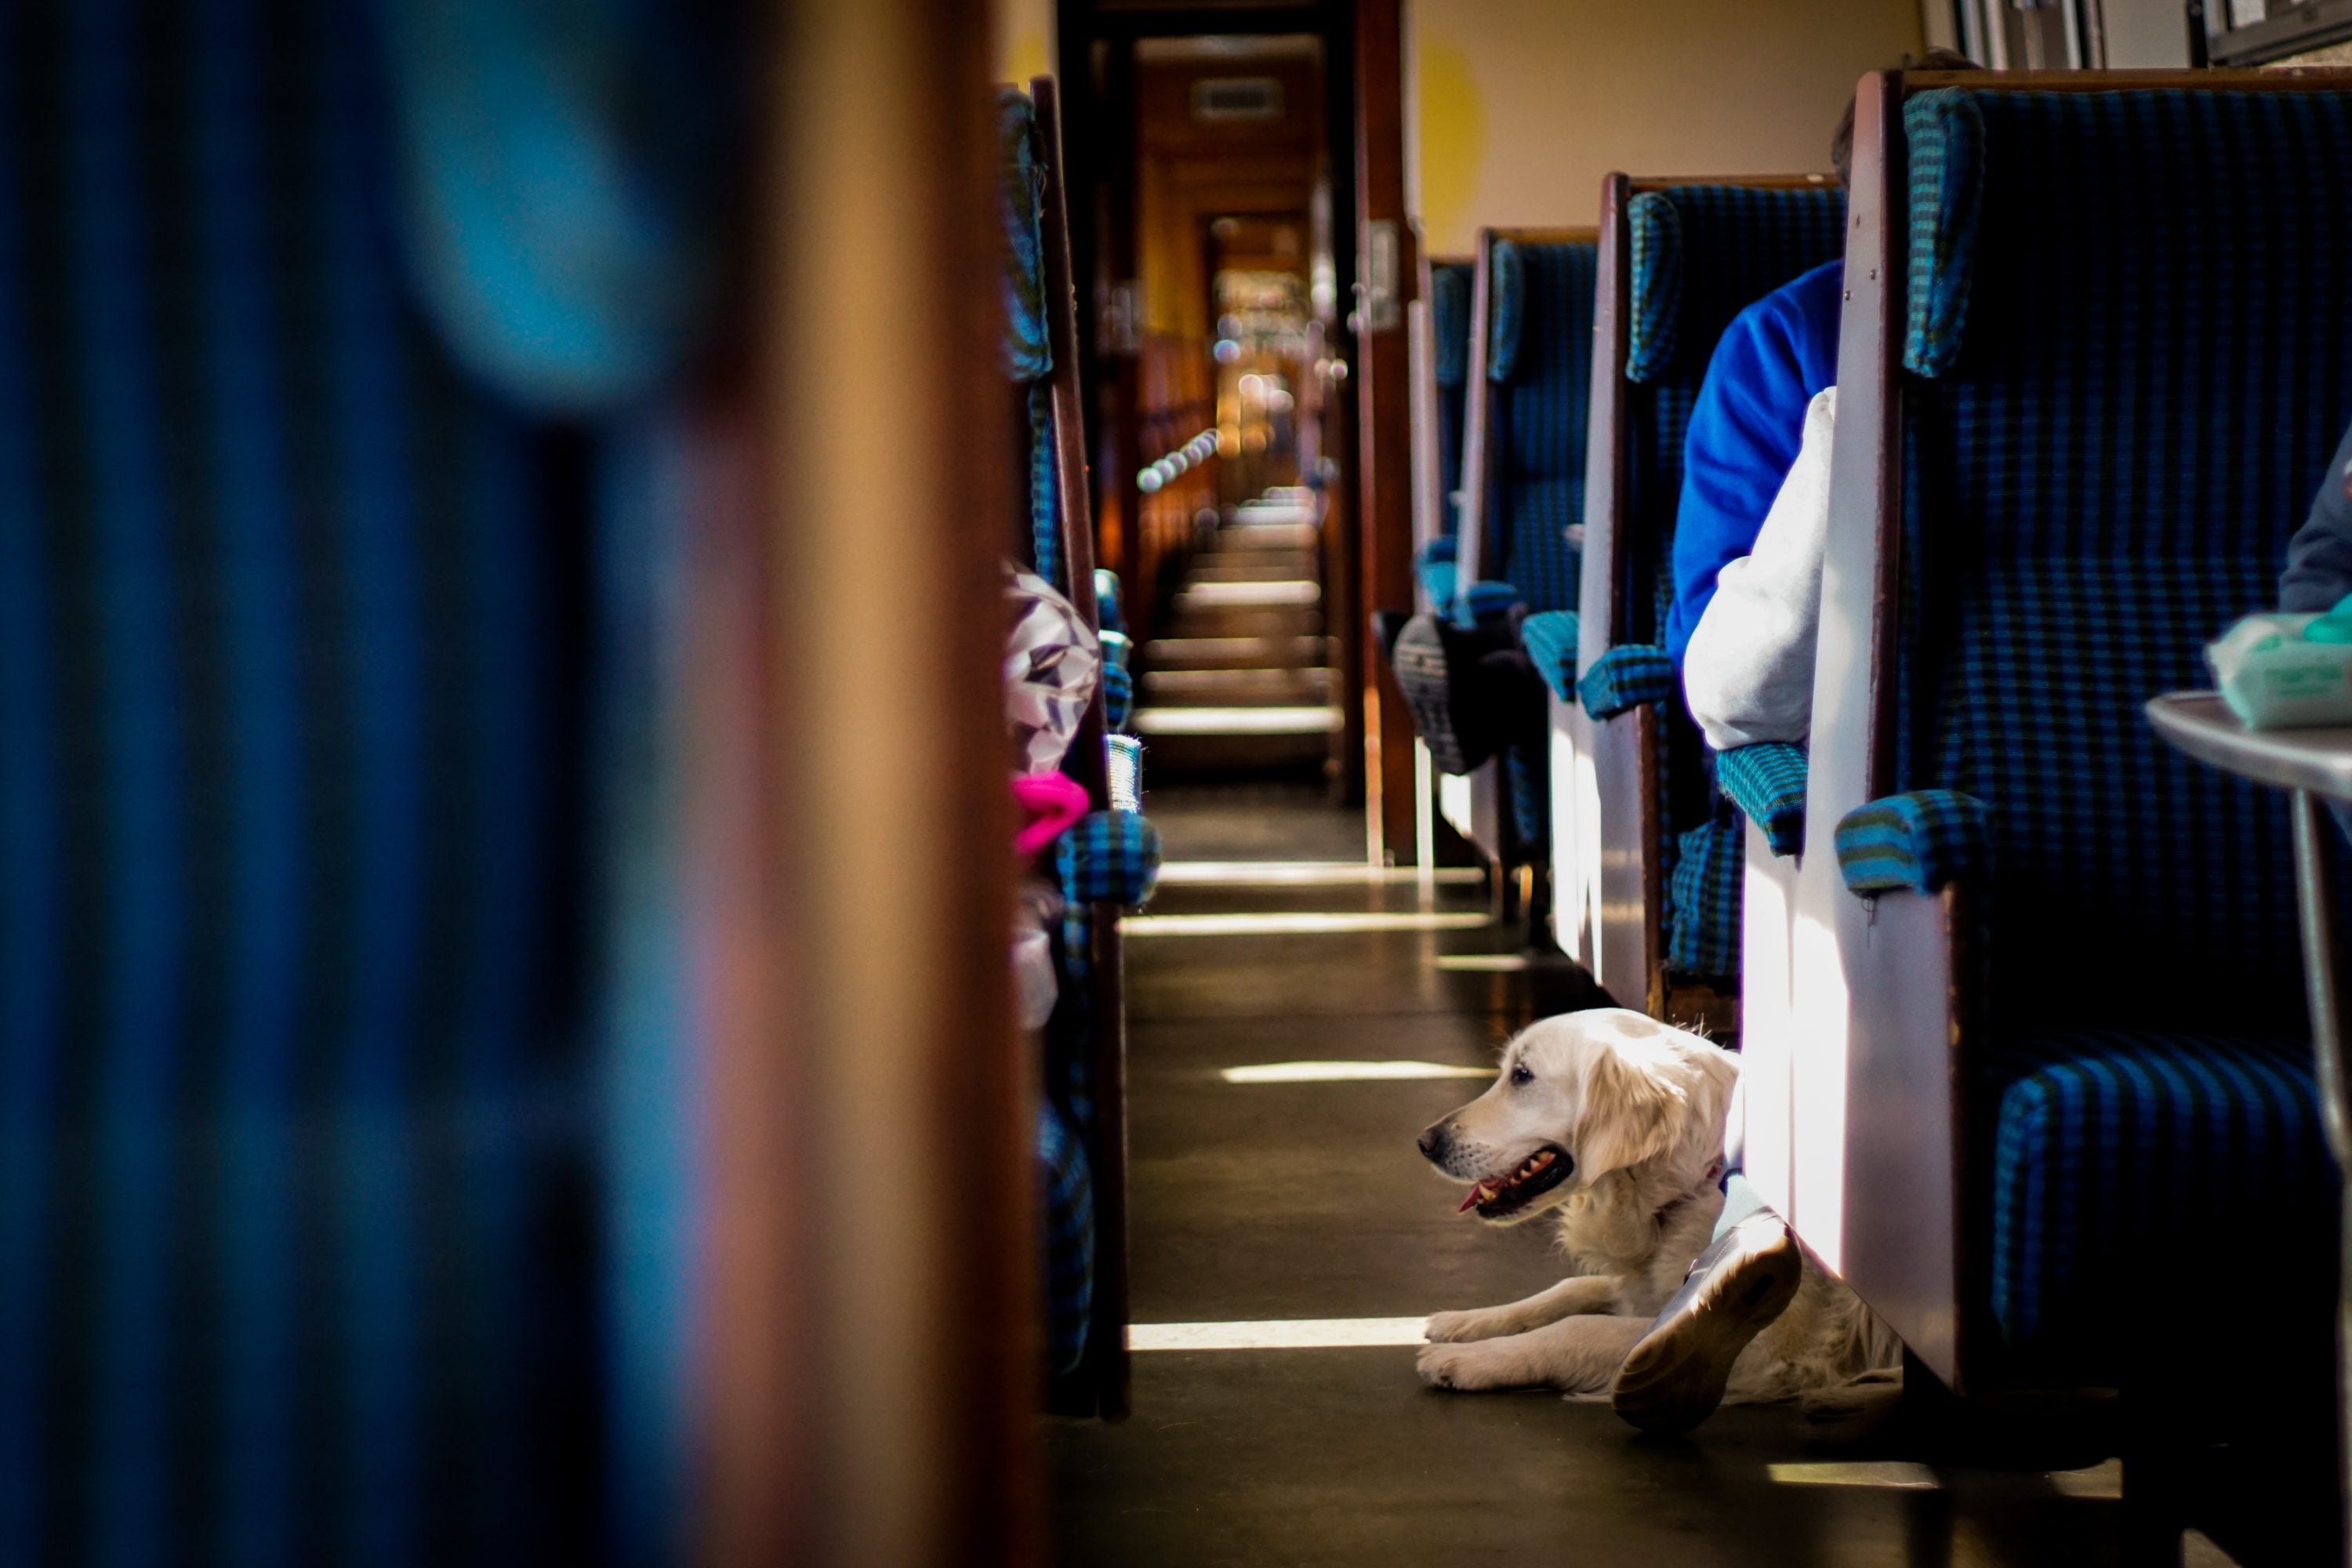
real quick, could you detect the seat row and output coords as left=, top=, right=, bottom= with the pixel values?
left=999, top=81, right=1163, bottom=1422
left=1396, top=64, right=2352, bottom=1526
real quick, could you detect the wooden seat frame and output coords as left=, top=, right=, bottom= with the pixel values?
left=1033, top=76, right=1134, bottom=1421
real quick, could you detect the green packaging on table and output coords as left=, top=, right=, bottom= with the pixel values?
left=2209, top=596, right=2352, bottom=729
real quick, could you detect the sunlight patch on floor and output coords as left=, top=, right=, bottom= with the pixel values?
left=1769, top=1456, right=2126, bottom=1504
left=1123, top=911, right=1490, bottom=937
left=2045, top=1458, right=2122, bottom=1500
left=1219, top=1060, right=1494, bottom=1083
left=1768, top=1461, right=1942, bottom=1490
left=1154, top=861, right=1483, bottom=887
left=1129, top=1318, right=1431, bottom=1351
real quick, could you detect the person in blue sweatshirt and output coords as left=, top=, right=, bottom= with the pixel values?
left=1664, top=47, right=1976, bottom=677
left=1664, top=259, right=1844, bottom=670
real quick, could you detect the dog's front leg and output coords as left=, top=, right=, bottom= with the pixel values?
left=1424, top=1275, right=1620, bottom=1343
left=1417, top=1312, right=1649, bottom=1393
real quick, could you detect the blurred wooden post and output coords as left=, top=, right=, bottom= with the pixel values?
left=1353, top=0, right=1418, bottom=862
left=701, top=1, right=1036, bottom=1563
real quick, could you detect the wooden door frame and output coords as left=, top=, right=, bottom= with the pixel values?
left=704, top=1, right=1037, bottom=1560
left=1352, top=0, right=1416, bottom=862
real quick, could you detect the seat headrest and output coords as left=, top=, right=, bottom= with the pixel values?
left=1625, top=194, right=1683, bottom=382
left=1486, top=239, right=1525, bottom=383
left=1431, top=262, right=1473, bottom=388
left=1901, top=89, right=1985, bottom=379
left=997, top=89, right=1052, bottom=383
left=1624, top=183, right=1847, bottom=385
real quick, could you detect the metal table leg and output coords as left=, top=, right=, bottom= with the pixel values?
left=2291, top=789, right=2352, bottom=1568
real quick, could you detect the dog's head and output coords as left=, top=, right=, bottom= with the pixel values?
left=1414, top=1009, right=1736, bottom=1224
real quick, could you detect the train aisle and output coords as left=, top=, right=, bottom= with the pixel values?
left=1047, top=786, right=2165, bottom=1567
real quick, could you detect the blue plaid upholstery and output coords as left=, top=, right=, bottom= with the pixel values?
left=1715, top=742, right=1807, bottom=857
left=1517, top=610, right=1581, bottom=702
left=1984, top=1029, right=2330, bottom=1370
left=1480, top=240, right=1594, bottom=615
left=1416, top=536, right=1459, bottom=607
left=0, top=5, right=630, bottom=1557
left=1036, top=1102, right=1096, bottom=1375
left=1094, top=568, right=1124, bottom=633
left=1454, top=578, right=1523, bottom=627
left=1486, top=239, right=1526, bottom=383
left=1431, top=261, right=1473, bottom=543
left=1884, top=86, right=2352, bottom=1362
left=1099, top=663, right=1134, bottom=732
left=1897, top=86, right=2352, bottom=1039
left=1028, top=380, right=1060, bottom=586
left=996, top=89, right=1052, bottom=381
left=1668, top=820, right=1743, bottom=976
left=1902, top=91, right=1984, bottom=380
left=1065, top=810, right=1160, bottom=909
left=1609, top=185, right=1847, bottom=979
left=1625, top=194, right=1684, bottom=381
left=1433, top=261, right=1473, bottom=389
left=1504, top=743, right=1546, bottom=847
left=1577, top=643, right=1675, bottom=720
left=1100, top=630, right=1133, bottom=732
left=1834, top=789, right=1990, bottom=893
left=1002, top=84, right=1145, bottom=1402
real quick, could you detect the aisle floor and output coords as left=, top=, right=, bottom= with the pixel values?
left=1045, top=786, right=2142, bottom=1568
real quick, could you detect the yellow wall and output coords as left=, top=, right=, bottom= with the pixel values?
left=994, top=0, right=1055, bottom=86
left=1411, top=0, right=1926, bottom=255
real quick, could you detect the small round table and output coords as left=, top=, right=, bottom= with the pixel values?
left=2147, top=691, right=2352, bottom=1564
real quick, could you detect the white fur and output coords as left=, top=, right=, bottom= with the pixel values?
left=1414, top=1009, right=1901, bottom=1407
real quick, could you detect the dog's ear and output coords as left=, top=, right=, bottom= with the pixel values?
left=1573, top=1040, right=1687, bottom=1180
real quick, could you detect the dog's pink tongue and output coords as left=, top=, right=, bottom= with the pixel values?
left=1457, top=1186, right=1485, bottom=1214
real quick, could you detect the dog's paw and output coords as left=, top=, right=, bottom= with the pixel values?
left=1423, top=1308, right=1504, bottom=1344
left=1417, top=1340, right=1521, bottom=1391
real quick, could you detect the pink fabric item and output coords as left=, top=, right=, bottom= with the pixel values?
left=1011, top=771, right=1090, bottom=858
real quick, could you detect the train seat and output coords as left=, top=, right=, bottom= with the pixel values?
left=999, top=82, right=1159, bottom=1417
left=1398, top=231, right=1595, bottom=896
left=1562, top=179, right=1843, bottom=1020
left=1780, top=71, right=2352, bottom=1404
left=1410, top=258, right=1475, bottom=611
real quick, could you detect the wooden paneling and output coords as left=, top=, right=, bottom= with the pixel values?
left=1355, top=0, right=1413, bottom=858
left=705, top=0, right=1036, bottom=1559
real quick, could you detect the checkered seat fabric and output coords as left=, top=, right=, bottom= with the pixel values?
left=1577, top=643, right=1675, bottom=720
left=1065, top=811, right=1161, bottom=909
left=1431, top=260, right=1474, bottom=549
left=1517, top=610, right=1580, bottom=703
left=1984, top=1029, right=2333, bottom=1374
left=1440, top=241, right=1599, bottom=861
left=1835, top=789, right=1990, bottom=892
left=0, top=6, right=641, bottom=1556
left=1613, top=185, right=1846, bottom=980
left=1036, top=1101, right=1096, bottom=1377
left=1483, top=240, right=1595, bottom=615
left=1715, top=742, right=1808, bottom=857
left=1890, top=86, right=2352, bottom=1367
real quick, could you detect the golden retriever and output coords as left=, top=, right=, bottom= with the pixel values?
left=1413, top=1009, right=1899, bottom=1412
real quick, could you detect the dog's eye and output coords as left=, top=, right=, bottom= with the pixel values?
left=1508, top=1063, right=1533, bottom=1086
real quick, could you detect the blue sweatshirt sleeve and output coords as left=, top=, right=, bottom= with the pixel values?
left=1664, top=264, right=1841, bottom=668
left=2282, top=419, right=2352, bottom=613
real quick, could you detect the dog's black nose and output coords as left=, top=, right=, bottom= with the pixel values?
left=1417, top=1125, right=1446, bottom=1160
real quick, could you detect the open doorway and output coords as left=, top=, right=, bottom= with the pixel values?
left=1106, top=35, right=1352, bottom=814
